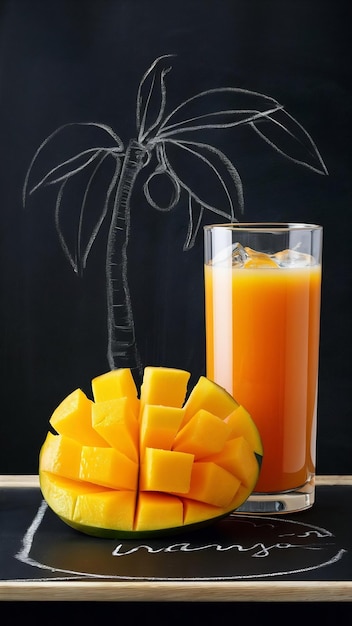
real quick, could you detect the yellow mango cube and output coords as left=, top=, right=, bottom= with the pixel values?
left=49, top=388, right=107, bottom=447
left=73, top=490, right=136, bottom=532
left=91, top=368, right=140, bottom=417
left=39, top=432, right=82, bottom=481
left=204, top=436, right=259, bottom=489
left=225, top=404, right=264, bottom=455
left=139, top=447, right=194, bottom=493
left=91, top=397, right=139, bottom=463
left=185, top=461, right=241, bottom=507
left=139, top=366, right=190, bottom=415
left=139, top=404, right=185, bottom=456
left=226, top=484, right=253, bottom=512
left=182, top=376, right=239, bottom=426
left=40, top=472, right=108, bottom=521
left=80, top=446, right=138, bottom=491
left=173, top=409, right=230, bottom=459
left=134, top=492, right=184, bottom=531
left=182, top=498, right=227, bottom=525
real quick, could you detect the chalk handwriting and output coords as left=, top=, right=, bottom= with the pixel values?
left=112, top=539, right=334, bottom=558
left=279, top=530, right=331, bottom=539
left=23, top=55, right=328, bottom=380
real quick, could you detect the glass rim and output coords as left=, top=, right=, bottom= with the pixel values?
left=204, top=222, right=322, bottom=233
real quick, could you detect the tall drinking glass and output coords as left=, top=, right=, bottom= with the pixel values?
left=204, top=223, right=323, bottom=513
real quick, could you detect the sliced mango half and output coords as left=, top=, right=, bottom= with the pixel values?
left=39, top=366, right=263, bottom=538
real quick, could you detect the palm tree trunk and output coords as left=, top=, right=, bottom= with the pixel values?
left=105, top=139, right=148, bottom=378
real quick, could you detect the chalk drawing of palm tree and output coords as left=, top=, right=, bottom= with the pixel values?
left=23, top=55, right=327, bottom=378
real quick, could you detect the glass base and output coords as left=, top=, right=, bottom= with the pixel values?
left=235, top=477, right=315, bottom=515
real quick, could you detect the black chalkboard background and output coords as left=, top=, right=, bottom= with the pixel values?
left=0, top=0, right=351, bottom=475
left=2, top=483, right=351, bottom=582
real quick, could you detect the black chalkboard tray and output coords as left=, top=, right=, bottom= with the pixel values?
left=1, top=475, right=352, bottom=602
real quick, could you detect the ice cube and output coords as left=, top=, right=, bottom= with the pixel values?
left=211, top=242, right=247, bottom=266
left=243, top=247, right=279, bottom=268
left=232, top=242, right=247, bottom=267
left=271, top=249, right=315, bottom=267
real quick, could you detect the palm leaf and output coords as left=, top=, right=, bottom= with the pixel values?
left=162, top=139, right=244, bottom=222
left=156, top=87, right=283, bottom=137
left=54, top=152, right=122, bottom=275
left=183, top=196, right=205, bottom=250
left=136, top=54, right=175, bottom=143
left=250, top=108, right=328, bottom=175
left=27, top=148, right=106, bottom=196
left=23, top=122, right=124, bottom=206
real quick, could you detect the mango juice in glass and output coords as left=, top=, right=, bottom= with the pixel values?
left=204, top=223, right=322, bottom=513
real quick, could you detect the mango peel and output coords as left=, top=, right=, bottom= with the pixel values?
left=39, top=366, right=262, bottom=538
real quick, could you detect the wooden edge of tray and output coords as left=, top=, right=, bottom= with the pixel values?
left=1, top=475, right=352, bottom=488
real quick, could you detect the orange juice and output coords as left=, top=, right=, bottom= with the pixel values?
left=204, top=262, right=321, bottom=493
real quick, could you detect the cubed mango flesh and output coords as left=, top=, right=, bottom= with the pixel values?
left=139, top=366, right=190, bottom=414
left=173, top=408, right=230, bottom=459
left=39, top=472, right=109, bottom=521
left=91, top=397, right=139, bottom=462
left=80, top=446, right=138, bottom=491
left=139, top=404, right=185, bottom=456
left=73, top=490, right=136, bottom=532
left=225, top=405, right=264, bottom=456
left=203, top=436, right=259, bottom=489
left=49, top=388, right=108, bottom=447
left=134, top=492, right=184, bottom=532
left=39, top=366, right=262, bottom=538
left=183, top=461, right=241, bottom=508
left=91, top=368, right=140, bottom=417
left=39, top=432, right=82, bottom=481
left=182, top=376, right=239, bottom=426
left=139, top=447, right=194, bottom=493
left=182, top=498, right=229, bottom=526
